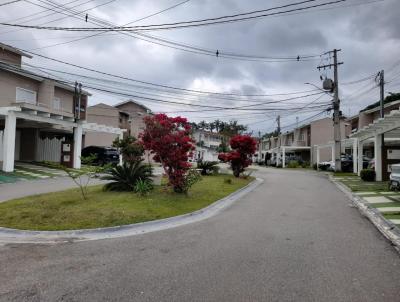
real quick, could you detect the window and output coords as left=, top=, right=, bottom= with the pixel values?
left=53, top=97, right=61, bottom=110
left=16, top=87, right=37, bottom=104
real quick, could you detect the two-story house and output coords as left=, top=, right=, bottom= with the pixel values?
left=0, top=42, right=123, bottom=172
left=191, top=130, right=223, bottom=162
left=85, top=100, right=152, bottom=147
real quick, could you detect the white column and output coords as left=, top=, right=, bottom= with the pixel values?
left=73, top=124, right=83, bottom=169
left=2, top=111, right=16, bottom=172
left=374, top=134, right=383, bottom=181
left=353, top=139, right=358, bottom=174
left=358, top=140, right=364, bottom=176
left=282, top=147, right=286, bottom=168
left=316, top=146, right=320, bottom=171
left=119, top=132, right=123, bottom=165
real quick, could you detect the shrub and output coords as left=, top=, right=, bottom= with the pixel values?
left=112, top=135, right=144, bottom=164
left=180, top=169, right=202, bottom=194
left=318, top=164, right=329, bottom=171
left=134, top=179, right=153, bottom=196
left=301, top=161, right=310, bottom=168
left=48, top=155, right=108, bottom=200
left=197, top=161, right=219, bottom=175
left=287, top=160, right=299, bottom=168
left=224, top=178, right=233, bottom=184
left=360, top=169, right=376, bottom=182
left=313, top=163, right=318, bottom=170
left=102, top=162, right=153, bottom=192
left=218, top=135, right=257, bottom=177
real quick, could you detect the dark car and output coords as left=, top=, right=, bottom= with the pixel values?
left=340, top=155, right=370, bottom=172
left=81, top=146, right=120, bottom=166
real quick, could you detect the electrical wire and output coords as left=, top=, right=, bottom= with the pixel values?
left=0, top=0, right=347, bottom=32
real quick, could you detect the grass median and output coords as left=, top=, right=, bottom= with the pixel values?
left=0, top=174, right=253, bottom=231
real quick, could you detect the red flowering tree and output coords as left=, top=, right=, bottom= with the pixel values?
left=219, top=135, right=257, bottom=177
left=140, top=114, right=195, bottom=193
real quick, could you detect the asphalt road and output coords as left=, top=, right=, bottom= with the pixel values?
left=1, top=168, right=400, bottom=302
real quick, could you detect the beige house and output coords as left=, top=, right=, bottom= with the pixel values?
left=85, top=100, right=152, bottom=147
left=0, top=42, right=123, bottom=172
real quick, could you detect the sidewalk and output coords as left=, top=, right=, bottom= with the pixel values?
left=0, top=176, right=108, bottom=202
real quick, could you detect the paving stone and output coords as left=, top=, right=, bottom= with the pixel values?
left=363, top=196, right=394, bottom=204
left=380, top=192, right=399, bottom=195
left=355, top=192, right=377, bottom=196
left=376, top=207, right=400, bottom=213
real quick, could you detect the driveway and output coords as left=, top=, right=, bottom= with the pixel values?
left=0, top=168, right=399, bottom=301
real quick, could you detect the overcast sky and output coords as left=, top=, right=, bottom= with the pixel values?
left=1, top=0, right=399, bottom=134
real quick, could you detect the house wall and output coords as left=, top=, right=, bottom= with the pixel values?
left=0, top=70, right=40, bottom=106
left=54, top=87, right=74, bottom=113
left=0, top=48, right=22, bottom=66
left=85, top=103, right=120, bottom=147
left=115, top=102, right=149, bottom=137
left=310, top=117, right=347, bottom=163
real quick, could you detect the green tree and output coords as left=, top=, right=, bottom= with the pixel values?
left=113, top=135, right=144, bottom=164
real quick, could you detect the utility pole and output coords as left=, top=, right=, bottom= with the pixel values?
left=317, top=49, right=343, bottom=172
left=378, top=70, right=385, bottom=168
left=276, top=115, right=281, bottom=134
left=379, top=70, right=385, bottom=118
left=74, top=81, right=82, bottom=120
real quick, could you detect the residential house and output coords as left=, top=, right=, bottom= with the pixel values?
left=191, top=130, right=223, bottom=162
left=0, top=42, right=123, bottom=172
left=85, top=100, right=152, bottom=147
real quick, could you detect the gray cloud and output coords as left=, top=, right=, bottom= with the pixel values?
left=0, top=0, right=399, bottom=132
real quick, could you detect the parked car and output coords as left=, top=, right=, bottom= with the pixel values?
left=81, top=146, right=120, bottom=166
left=320, top=155, right=370, bottom=172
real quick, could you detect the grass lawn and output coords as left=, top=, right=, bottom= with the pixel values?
left=0, top=174, right=252, bottom=231
left=335, top=175, right=389, bottom=192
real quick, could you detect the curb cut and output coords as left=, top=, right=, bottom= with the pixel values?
left=329, top=175, right=400, bottom=253
left=0, top=178, right=264, bottom=245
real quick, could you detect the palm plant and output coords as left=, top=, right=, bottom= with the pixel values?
left=102, top=162, right=153, bottom=192
left=197, top=160, right=219, bottom=175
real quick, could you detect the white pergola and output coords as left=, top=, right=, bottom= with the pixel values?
left=315, top=138, right=359, bottom=173
left=0, top=107, right=125, bottom=172
left=350, top=108, right=400, bottom=181
left=268, top=145, right=311, bottom=168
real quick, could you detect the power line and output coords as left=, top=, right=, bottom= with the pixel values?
left=12, top=48, right=328, bottom=97
left=0, top=0, right=21, bottom=7
left=0, top=0, right=347, bottom=32
left=21, top=0, right=322, bottom=62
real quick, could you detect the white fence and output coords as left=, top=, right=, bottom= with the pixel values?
left=36, top=136, right=63, bottom=162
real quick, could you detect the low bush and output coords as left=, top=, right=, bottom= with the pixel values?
left=180, top=169, right=202, bottom=193
left=102, top=162, right=153, bottom=192
left=318, top=164, right=329, bottom=171
left=224, top=178, right=233, bottom=184
left=313, top=163, right=318, bottom=170
left=197, top=161, right=219, bottom=175
left=360, top=169, right=376, bottom=182
left=301, top=161, right=310, bottom=168
left=287, top=160, right=300, bottom=168
left=134, top=179, right=153, bottom=196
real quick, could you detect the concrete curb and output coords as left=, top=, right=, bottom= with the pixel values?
left=0, top=178, right=264, bottom=245
left=329, top=175, right=400, bottom=253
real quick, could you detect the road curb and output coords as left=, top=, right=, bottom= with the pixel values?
left=329, top=175, right=400, bottom=253
left=0, top=178, right=264, bottom=245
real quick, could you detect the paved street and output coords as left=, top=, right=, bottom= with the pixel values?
left=1, top=168, right=400, bottom=301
